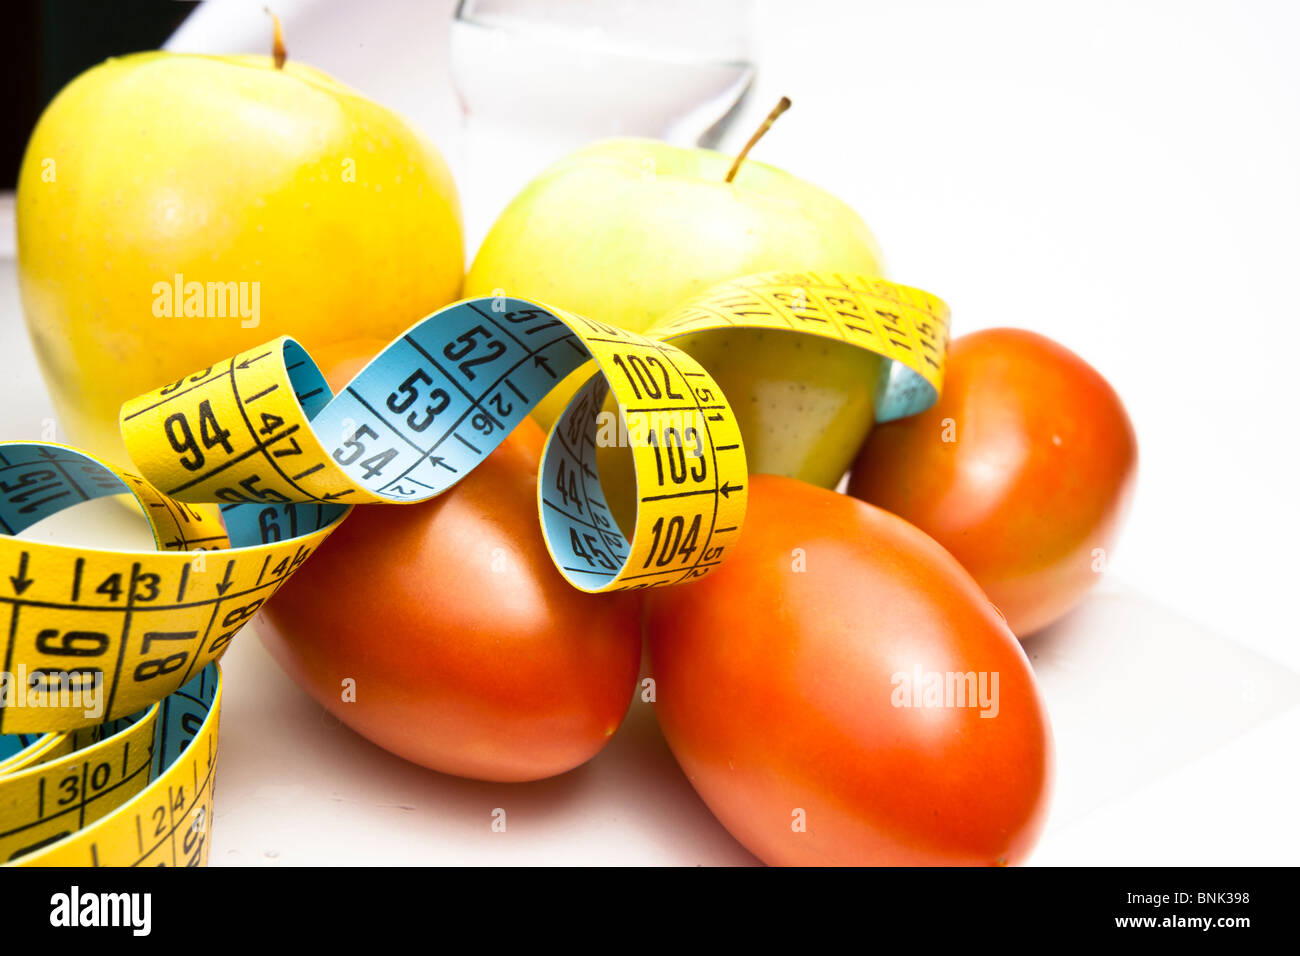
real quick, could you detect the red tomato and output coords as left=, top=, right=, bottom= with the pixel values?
left=258, top=348, right=642, bottom=782
left=646, top=475, right=1053, bottom=866
left=848, top=328, right=1137, bottom=636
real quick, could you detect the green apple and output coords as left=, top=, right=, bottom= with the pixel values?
left=464, top=136, right=886, bottom=491
left=18, top=49, right=463, bottom=468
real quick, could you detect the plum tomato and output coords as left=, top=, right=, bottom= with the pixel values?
left=645, top=475, right=1053, bottom=866
left=258, top=346, right=642, bottom=782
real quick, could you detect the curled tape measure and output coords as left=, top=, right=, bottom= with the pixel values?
left=1, top=273, right=948, bottom=866
left=119, top=298, right=748, bottom=592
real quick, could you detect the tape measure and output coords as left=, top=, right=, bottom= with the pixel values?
left=0, top=441, right=326, bottom=865
left=1, top=276, right=948, bottom=866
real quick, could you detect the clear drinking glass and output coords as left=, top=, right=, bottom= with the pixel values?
left=449, top=0, right=756, bottom=248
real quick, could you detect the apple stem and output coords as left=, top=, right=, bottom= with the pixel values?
left=265, top=6, right=287, bottom=69
left=724, top=96, right=791, bottom=183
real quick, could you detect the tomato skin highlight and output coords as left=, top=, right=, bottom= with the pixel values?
left=849, top=328, right=1138, bottom=637
left=259, top=402, right=643, bottom=782
left=646, top=475, right=1053, bottom=866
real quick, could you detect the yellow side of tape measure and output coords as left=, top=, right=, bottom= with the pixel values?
left=1, top=276, right=948, bottom=866
left=651, top=272, right=949, bottom=422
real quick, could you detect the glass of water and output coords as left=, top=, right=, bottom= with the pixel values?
left=449, top=0, right=756, bottom=247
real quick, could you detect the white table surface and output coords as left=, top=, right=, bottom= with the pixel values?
left=3, top=0, right=1297, bottom=865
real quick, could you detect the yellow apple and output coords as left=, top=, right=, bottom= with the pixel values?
left=17, top=51, right=462, bottom=467
left=464, top=136, right=886, bottom=488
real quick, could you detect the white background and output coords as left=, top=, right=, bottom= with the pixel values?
left=2, top=0, right=1297, bottom=865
